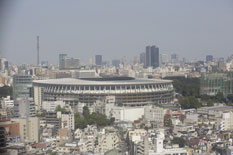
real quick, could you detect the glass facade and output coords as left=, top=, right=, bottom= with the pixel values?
left=13, top=75, right=33, bottom=100
left=200, top=72, right=233, bottom=97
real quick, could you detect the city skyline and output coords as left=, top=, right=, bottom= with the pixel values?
left=0, top=0, right=233, bottom=64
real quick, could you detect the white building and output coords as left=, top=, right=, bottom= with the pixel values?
left=61, top=112, right=75, bottom=130
left=144, top=106, right=165, bottom=125
left=218, top=111, right=233, bottom=131
left=1, top=96, right=14, bottom=109
left=14, top=98, right=36, bottom=117
left=149, top=129, right=188, bottom=155
left=128, top=129, right=147, bottom=143
left=42, top=101, right=66, bottom=112
left=111, top=106, right=144, bottom=122
left=104, top=96, right=115, bottom=119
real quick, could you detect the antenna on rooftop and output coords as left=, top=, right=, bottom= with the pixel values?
left=37, top=36, right=40, bottom=66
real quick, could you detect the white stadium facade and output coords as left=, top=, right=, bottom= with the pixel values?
left=33, top=77, right=174, bottom=107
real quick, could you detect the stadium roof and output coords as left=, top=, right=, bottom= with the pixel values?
left=33, top=78, right=172, bottom=86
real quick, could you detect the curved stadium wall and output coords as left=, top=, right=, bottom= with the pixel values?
left=33, top=77, right=174, bottom=106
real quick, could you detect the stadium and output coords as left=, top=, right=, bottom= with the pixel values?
left=33, top=77, right=174, bottom=106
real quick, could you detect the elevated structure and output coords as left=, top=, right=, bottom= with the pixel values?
left=33, top=77, right=174, bottom=106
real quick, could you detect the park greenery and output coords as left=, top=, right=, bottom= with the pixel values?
left=171, top=137, right=186, bottom=147
left=165, top=77, right=228, bottom=109
left=55, top=105, right=66, bottom=112
left=0, top=86, right=12, bottom=98
left=75, top=106, right=114, bottom=129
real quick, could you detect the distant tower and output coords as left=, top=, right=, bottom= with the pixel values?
left=37, top=36, right=40, bottom=66
left=95, top=55, right=102, bottom=66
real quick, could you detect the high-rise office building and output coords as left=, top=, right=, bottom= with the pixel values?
left=95, top=55, right=102, bottom=66
left=151, top=45, right=159, bottom=68
left=146, top=46, right=151, bottom=68
left=160, top=54, right=168, bottom=65
left=171, top=54, right=179, bottom=63
left=218, top=57, right=225, bottom=69
left=140, top=53, right=145, bottom=65
left=145, top=45, right=159, bottom=68
left=59, top=54, right=80, bottom=70
left=59, top=54, right=67, bottom=70
left=112, top=59, right=121, bottom=67
left=206, top=55, right=213, bottom=63
left=13, top=75, right=33, bottom=100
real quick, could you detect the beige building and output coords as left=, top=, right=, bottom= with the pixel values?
left=95, top=133, right=120, bottom=153
left=13, top=117, right=40, bottom=143
left=33, top=86, right=42, bottom=111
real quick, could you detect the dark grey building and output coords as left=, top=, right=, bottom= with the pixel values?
left=140, top=53, right=145, bottom=65
left=206, top=55, right=213, bottom=63
left=145, top=45, right=159, bottom=68
left=95, top=55, right=102, bottom=66
left=151, top=45, right=159, bottom=68
left=171, top=54, right=179, bottom=63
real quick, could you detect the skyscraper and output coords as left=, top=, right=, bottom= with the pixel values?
left=206, top=55, right=213, bottom=63
left=151, top=45, right=159, bottom=68
left=112, top=59, right=121, bottom=67
left=140, top=53, right=146, bottom=65
left=171, top=54, right=179, bottom=63
left=160, top=54, right=168, bottom=65
left=59, top=54, right=80, bottom=69
left=59, top=54, right=67, bottom=70
left=95, top=55, right=102, bottom=66
left=145, top=45, right=159, bottom=68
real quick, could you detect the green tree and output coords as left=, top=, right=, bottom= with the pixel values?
left=56, top=105, right=62, bottom=111
left=167, top=119, right=173, bottom=128
left=0, top=86, right=13, bottom=98
left=165, top=77, right=200, bottom=98
left=83, top=106, right=90, bottom=119
left=179, top=96, right=202, bottom=109
left=214, top=92, right=225, bottom=103
left=227, top=94, right=233, bottom=103
left=37, top=111, right=46, bottom=117
left=55, top=105, right=66, bottom=112
left=200, top=94, right=211, bottom=101
left=207, top=100, right=214, bottom=106
left=75, top=112, right=87, bottom=129
left=172, top=137, right=186, bottom=147
left=74, top=107, right=114, bottom=129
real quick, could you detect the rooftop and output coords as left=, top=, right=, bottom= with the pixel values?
left=33, top=78, right=172, bottom=86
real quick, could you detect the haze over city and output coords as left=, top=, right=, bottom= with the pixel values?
left=0, top=0, right=233, bottom=64
left=2, top=1, right=233, bottom=155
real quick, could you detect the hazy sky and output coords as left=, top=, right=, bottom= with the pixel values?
left=0, top=0, right=233, bottom=64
